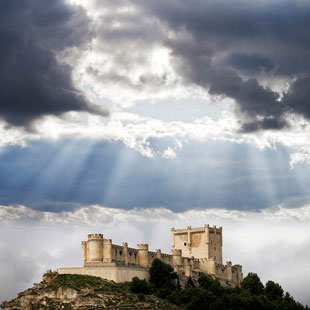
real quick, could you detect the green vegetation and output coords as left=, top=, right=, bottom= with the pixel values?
left=145, top=260, right=308, bottom=310
left=44, top=265, right=308, bottom=310
left=149, top=258, right=179, bottom=298
left=47, top=273, right=125, bottom=292
left=47, top=274, right=103, bottom=289
left=130, top=276, right=152, bottom=294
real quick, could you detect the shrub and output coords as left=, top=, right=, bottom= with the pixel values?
left=130, top=277, right=151, bottom=294
left=186, top=277, right=195, bottom=288
left=138, top=293, right=146, bottom=301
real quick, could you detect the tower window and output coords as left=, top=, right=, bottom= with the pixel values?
left=184, top=242, right=187, bottom=246
left=214, top=247, right=216, bottom=251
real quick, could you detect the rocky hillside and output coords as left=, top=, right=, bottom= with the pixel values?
left=1, top=272, right=183, bottom=310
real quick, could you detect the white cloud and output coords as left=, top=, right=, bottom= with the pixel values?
left=0, top=204, right=310, bottom=305
left=63, top=0, right=189, bottom=109
left=162, top=147, right=176, bottom=159
left=2, top=110, right=310, bottom=166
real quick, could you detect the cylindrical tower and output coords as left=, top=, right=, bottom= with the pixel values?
left=81, top=241, right=88, bottom=263
left=88, top=234, right=103, bottom=262
left=123, top=242, right=129, bottom=265
left=208, top=258, right=216, bottom=275
left=184, top=258, right=192, bottom=277
left=236, top=265, right=243, bottom=284
left=171, top=249, right=182, bottom=266
left=156, top=249, right=162, bottom=260
left=190, top=256, right=195, bottom=269
left=226, top=261, right=232, bottom=282
left=104, top=239, right=113, bottom=263
left=137, top=244, right=149, bottom=268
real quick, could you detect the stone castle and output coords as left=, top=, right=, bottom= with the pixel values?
left=58, top=225, right=243, bottom=286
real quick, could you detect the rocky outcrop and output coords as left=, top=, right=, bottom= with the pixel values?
left=1, top=271, right=183, bottom=310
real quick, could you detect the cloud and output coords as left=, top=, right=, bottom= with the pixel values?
left=0, top=204, right=309, bottom=305
left=2, top=0, right=309, bottom=135
left=162, top=147, right=176, bottom=159
left=0, top=0, right=108, bottom=129
left=2, top=0, right=310, bottom=167
left=2, top=109, right=310, bottom=168
left=68, top=0, right=310, bottom=132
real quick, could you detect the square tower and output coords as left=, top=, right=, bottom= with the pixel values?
left=171, top=225, right=223, bottom=264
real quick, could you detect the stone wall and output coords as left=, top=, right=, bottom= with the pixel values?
left=171, top=225, right=223, bottom=264
left=58, top=265, right=149, bottom=283
left=61, top=226, right=242, bottom=286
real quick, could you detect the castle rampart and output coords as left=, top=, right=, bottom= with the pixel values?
left=58, top=225, right=242, bottom=287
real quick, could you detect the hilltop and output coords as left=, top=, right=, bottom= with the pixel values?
left=0, top=272, right=182, bottom=310
left=1, top=259, right=308, bottom=310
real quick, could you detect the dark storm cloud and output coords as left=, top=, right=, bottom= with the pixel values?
left=130, top=0, right=310, bottom=131
left=0, top=0, right=106, bottom=128
left=284, top=76, right=310, bottom=119
left=227, top=54, right=275, bottom=75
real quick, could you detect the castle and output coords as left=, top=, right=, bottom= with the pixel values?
left=58, top=225, right=243, bottom=286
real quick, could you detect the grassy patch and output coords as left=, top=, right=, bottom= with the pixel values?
left=47, top=274, right=106, bottom=290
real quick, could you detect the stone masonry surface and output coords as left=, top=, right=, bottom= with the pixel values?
left=58, top=225, right=243, bottom=287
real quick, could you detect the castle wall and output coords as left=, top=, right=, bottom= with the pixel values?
left=75, top=226, right=242, bottom=286
left=58, top=266, right=149, bottom=283
left=108, top=243, right=173, bottom=268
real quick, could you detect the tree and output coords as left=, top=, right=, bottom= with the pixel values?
left=265, top=280, right=284, bottom=300
left=241, top=273, right=264, bottom=295
left=198, top=274, right=214, bottom=290
left=209, top=298, right=225, bottom=310
left=149, top=258, right=178, bottom=296
left=186, top=288, right=215, bottom=310
left=198, top=274, right=224, bottom=297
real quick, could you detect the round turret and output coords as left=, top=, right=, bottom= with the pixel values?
left=88, top=234, right=103, bottom=262
left=156, top=249, right=162, bottom=260
left=137, top=244, right=149, bottom=268
left=81, top=241, right=88, bottom=262
left=184, top=258, right=192, bottom=277
left=171, top=249, right=182, bottom=266
left=104, top=239, right=113, bottom=263
left=122, top=242, right=129, bottom=265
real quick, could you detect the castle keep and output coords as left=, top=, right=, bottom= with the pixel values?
left=58, top=225, right=243, bottom=286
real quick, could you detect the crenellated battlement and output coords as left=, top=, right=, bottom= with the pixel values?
left=128, top=247, right=138, bottom=253
left=62, top=225, right=242, bottom=287
left=171, top=249, right=182, bottom=256
left=171, top=225, right=222, bottom=233
left=88, top=233, right=103, bottom=241
left=137, top=244, right=149, bottom=250
left=161, top=253, right=172, bottom=257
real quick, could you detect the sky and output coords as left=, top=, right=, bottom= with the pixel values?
left=0, top=0, right=310, bottom=306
